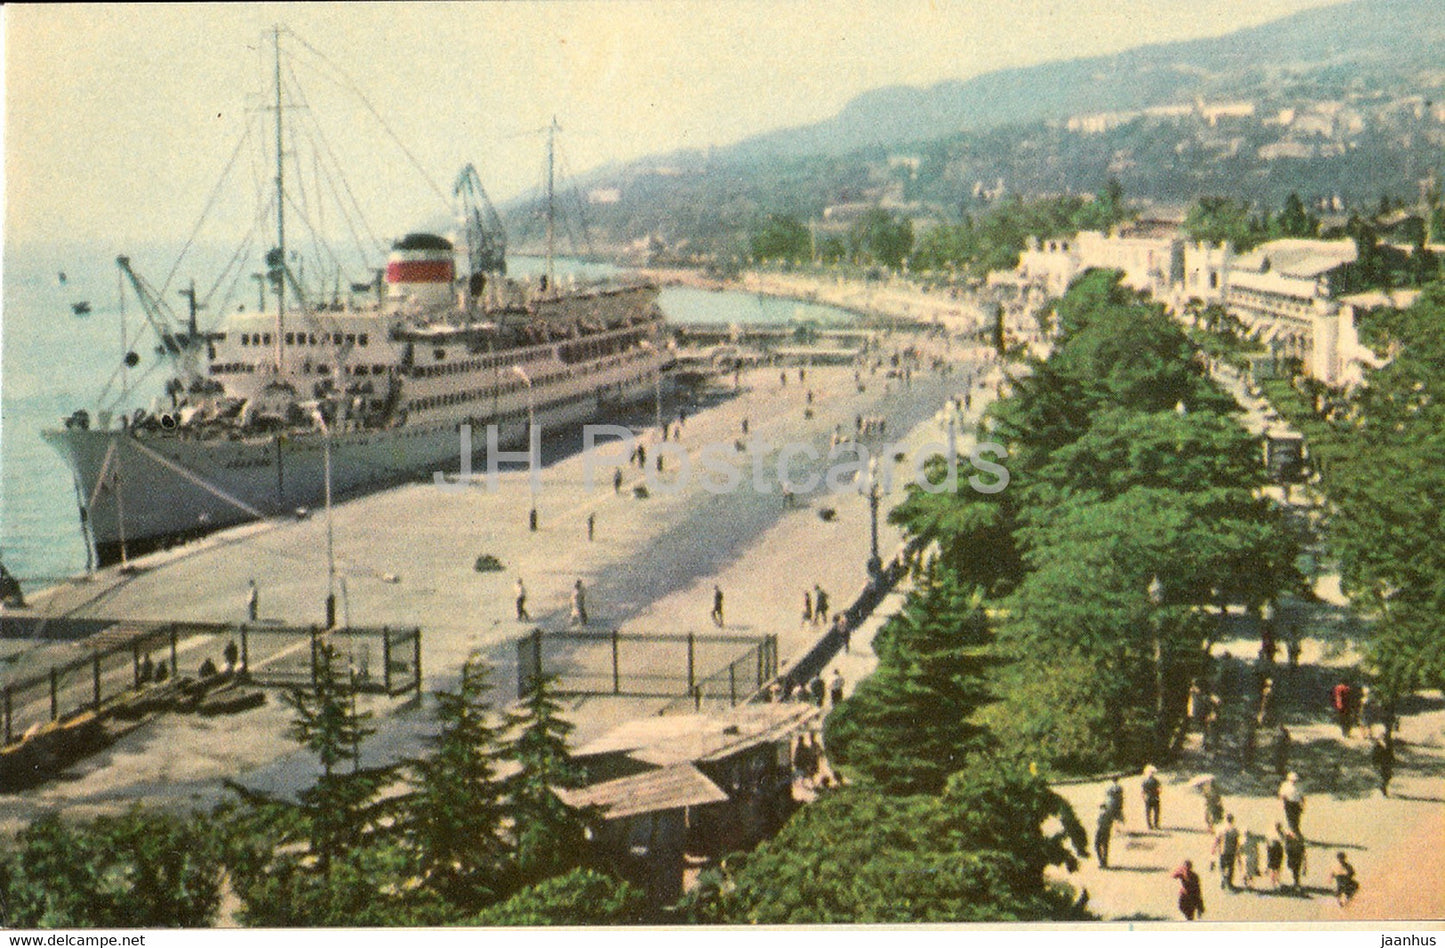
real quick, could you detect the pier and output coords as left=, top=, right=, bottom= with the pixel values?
left=0, top=328, right=998, bottom=826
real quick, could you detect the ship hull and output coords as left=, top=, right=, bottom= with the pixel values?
left=44, top=363, right=660, bottom=568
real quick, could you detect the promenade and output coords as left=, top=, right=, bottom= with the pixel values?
left=1, top=339, right=1000, bottom=829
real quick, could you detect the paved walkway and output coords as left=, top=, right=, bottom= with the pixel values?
left=1, top=343, right=1000, bottom=828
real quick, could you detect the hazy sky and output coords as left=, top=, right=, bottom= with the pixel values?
left=5, top=0, right=1348, bottom=248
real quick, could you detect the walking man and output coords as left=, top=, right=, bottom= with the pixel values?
left=1371, top=735, right=1395, bottom=797
left=570, top=579, right=588, bottom=626
left=814, top=585, right=829, bottom=626
left=246, top=579, right=259, bottom=622
left=829, top=668, right=845, bottom=706
left=1213, top=814, right=1241, bottom=890
left=1278, top=772, right=1305, bottom=836
left=1283, top=826, right=1308, bottom=890
left=711, top=585, right=725, bottom=628
left=802, top=590, right=813, bottom=626
left=1094, top=804, right=1115, bottom=869
left=1104, top=777, right=1126, bottom=826
left=587, top=512, right=596, bottom=542
left=613, top=467, right=623, bottom=494
left=515, top=578, right=530, bottom=621
left=1141, top=765, right=1162, bottom=830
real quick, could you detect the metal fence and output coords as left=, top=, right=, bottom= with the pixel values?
left=3, top=620, right=421, bottom=746
left=516, top=628, right=777, bottom=707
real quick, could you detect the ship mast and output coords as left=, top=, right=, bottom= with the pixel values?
left=545, top=116, right=557, bottom=293
left=273, top=25, right=286, bottom=374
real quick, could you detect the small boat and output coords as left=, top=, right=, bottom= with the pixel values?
left=71, top=301, right=91, bottom=316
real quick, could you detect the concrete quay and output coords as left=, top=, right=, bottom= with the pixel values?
left=2, top=341, right=1003, bottom=828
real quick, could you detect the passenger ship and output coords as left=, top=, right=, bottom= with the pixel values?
left=41, top=30, right=667, bottom=569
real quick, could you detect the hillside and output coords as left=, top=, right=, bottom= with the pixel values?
left=504, top=0, right=1445, bottom=258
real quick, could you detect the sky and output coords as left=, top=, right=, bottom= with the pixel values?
left=4, top=0, right=1351, bottom=249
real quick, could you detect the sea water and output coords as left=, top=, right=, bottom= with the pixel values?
left=0, top=245, right=856, bottom=586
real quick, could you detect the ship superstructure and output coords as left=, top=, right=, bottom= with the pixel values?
left=42, top=28, right=666, bottom=569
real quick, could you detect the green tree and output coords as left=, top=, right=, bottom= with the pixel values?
left=473, top=868, right=648, bottom=926
left=825, top=569, right=995, bottom=794
left=0, top=809, right=222, bottom=928
left=748, top=214, right=811, bottom=265
left=1184, top=196, right=1265, bottom=251
left=692, top=758, right=1089, bottom=924
left=283, top=641, right=386, bottom=874
left=501, top=676, right=591, bottom=886
left=1275, top=192, right=1318, bottom=238
left=850, top=208, right=914, bottom=269
left=400, top=656, right=511, bottom=908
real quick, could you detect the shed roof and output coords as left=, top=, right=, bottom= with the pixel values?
left=576, top=702, right=819, bottom=767
left=556, top=762, right=728, bottom=820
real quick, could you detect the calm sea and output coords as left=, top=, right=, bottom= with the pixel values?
left=0, top=245, right=854, bottom=585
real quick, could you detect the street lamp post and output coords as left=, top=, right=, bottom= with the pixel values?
left=864, top=457, right=883, bottom=579
left=312, top=406, right=337, bottom=629
left=512, top=366, right=537, bottom=531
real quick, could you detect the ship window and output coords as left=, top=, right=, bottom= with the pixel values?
left=334, top=333, right=344, bottom=344
left=359, top=333, right=369, bottom=346
left=284, top=333, right=294, bottom=345
left=240, top=334, right=249, bottom=346
left=355, top=365, right=368, bottom=376
left=263, top=333, right=272, bottom=345
left=375, top=364, right=386, bottom=374
left=434, top=348, right=446, bottom=361
left=309, top=333, right=317, bottom=345
left=346, top=334, right=356, bottom=345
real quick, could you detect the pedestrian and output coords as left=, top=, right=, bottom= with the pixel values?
left=1094, top=803, right=1114, bottom=869
left=515, top=578, right=530, bottom=621
left=1257, top=677, right=1275, bottom=727
left=679, top=408, right=687, bottom=427
left=1283, top=826, right=1308, bottom=890
left=711, top=584, right=725, bottom=628
left=1370, top=735, right=1394, bottom=797
left=1141, top=765, right=1162, bottom=830
left=246, top=579, right=259, bottom=622
left=1332, top=681, right=1354, bottom=736
left=1242, top=824, right=1264, bottom=888
left=1267, top=823, right=1287, bottom=889
left=1212, top=814, right=1240, bottom=890
left=1187, top=679, right=1205, bottom=732
left=613, top=467, right=624, bottom=494
left=140, top=654, right=154, bottom=683
left=780, top=370, right=787, bottom=388
left=829, top=668, right=845, bottom=706
left=1278, top=771, right=1305, bottom=836
left=587, top=512, right=596, bottom=542
left=1287, top=635, right=1302, bottom=669
left=802, top=590, right=813, bottom=626
left=1202, top=779, right=1224, bottom=831
left=637, top=444, right=647, bottom=469
left=570, top=579, right=588, bottom=626
left=1172, top=860, right=1206, bottom=920
left=1203, top=694, right=1222, bottom=751
left=741, top=417, right=749, bottom=436
left=835, top=613, right=852, bottom=653
left=1329, top=852, right=1359, bottom=907
left=1104, top=777, right=1125, bottom=826
left=1273, top=725, right=1292, bottom=779
left=814, top=585, right=829, bottom=626
left=799, top=367, right=806, bottom=384
left=809, top=676, right=825, bottom=707
left=1358, top=685, right=1374, bottom=733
